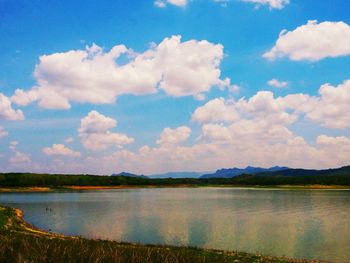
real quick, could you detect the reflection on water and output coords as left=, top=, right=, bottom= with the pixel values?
left=1, top=188, right=350, bottom=262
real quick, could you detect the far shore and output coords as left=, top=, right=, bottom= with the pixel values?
left=1, top=184, right=349, bottom=192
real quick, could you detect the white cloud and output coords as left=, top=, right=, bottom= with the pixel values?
left=236, top=91, right=299, bottom=125
left=192, top=97, right=240, bottom=124
left=200, top=123, right=232, bottom=142
left=198, top=118, right=295, bottom=146
left=11, top=89, right=38, bottom=106
left=10, top=78, right=349, bottom=174
left=25, top=79, right=350, bottom=174
left=0, top=127, right=8, bottom=138
left=37, top=95, right=350, bottom=174
left=304, top=80, right=350, bottom=129
left=193, top=92, right=299, bottom=127
left=155, top=0, right=288, bottom=9
left=155, top=0, right=187, bottom=7
left=82, top=129, right=350, bottom=175
left=78, top=111, right=134, bottom=151
left=156, top=126, right=191, bottom=146
left=43, top=144, right=81, bottom=157
left=81, top=91, right=311, bottom=174
left=316, top=135, right=350, bottom=166
left=267, top=78, right=288, bottom=88
left=82, top=131, right=314, bottom=175
left=0, top=93, right=24, bottom=120
left=64, top=137, right=74, bottom=143
left=242, top=0, right=289, bottom=9
left=194, top=79, right=350, bottom=129
left=9, top=141, right=18, bottom=151
left=12, top=36, right=230, bottom=109
left=317, top=135, right=350, bottom=148
left=154, top=0, right=166, bottom=7
left=229, top=84, right=240, bottom=93
left=156, top=79, right=347, bottom=172
left=9, top=151, right=31, bottom=164
left=264, top=20, right=350, bottom=61
left=79, top=110, right=117, bottom=134
left=9, top=141, right=31, bottom=165
left=154, top=36, right=228, bottom=98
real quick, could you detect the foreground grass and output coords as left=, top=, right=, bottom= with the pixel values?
left=0, top=206, right=322, bottom=263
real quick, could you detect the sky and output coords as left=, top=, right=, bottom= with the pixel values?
left=0, top=0, right=350, bottom=175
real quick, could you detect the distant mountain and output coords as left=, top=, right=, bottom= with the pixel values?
left=201, top=166, right=289, bottom=179
left=256, top=165, right=350, bottom=177
left=149, top=171, right=208, bottom=179
left=226, top=165, right=350, bottom=185
left=111, top=172, right=148, bottom=178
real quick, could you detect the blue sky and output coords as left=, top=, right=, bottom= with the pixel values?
left=1, top=0, right=350, bottom=174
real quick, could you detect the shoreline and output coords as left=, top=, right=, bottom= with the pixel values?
left=0, top=184, right=349, bottom=192
left=0, top=205, right=324, bottom=263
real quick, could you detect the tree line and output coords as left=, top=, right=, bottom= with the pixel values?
left=1, top=167, right=350, bottom=187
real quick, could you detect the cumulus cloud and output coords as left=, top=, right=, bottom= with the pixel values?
left=264, top=20, right=350, bottom=61
left=156, top=126, right=191, bottom=146
left=9, top=151, right=31, bottom=164
left=178, top=87, right=350, bottom=170
left=304, top=80, right=350, bottom=129
left=192, top=97, right=239, bottom=123
left=18, top=79, right=350, bottom=175
left=236, top=91, right=300, bottom=125
left=82, top=131, right=350, bottom=175
left=194, top=92, right=299, bottom=127
left=0, top=127, right=8, bottom=138
left=43, top=144, right=81, bottom=157
left=154, top=0, right=187, bottom=8
left=316, top=135, right=350, bottom=166
left=35, top=82, right=350, bottom=174
left=8, top=141, right=31, bottom=165
left=267, top=78, right=288, bottom=88
left=196, top=98, right=296, bottom=145
left=194, top=79, right=350, bottom=129
left=242, top=0, right=289, bottom=9
left=78, top=111, right=134, bottom=151
left=81, top=92, right=312, bottom=174
left=200, top=123, right=232, bottom=142
left=10, top=89, right=38, bottom=107
left=0, top=93, right=24, bottom=120
left=317, top=135, right=350, bottom=147
left=64, top=137, right=74, bottom=143
left=153, top=36, right=228, bottom=98
left=12, top=36, right=230, bottom=109
left=82, top=132, right=314, bottom=175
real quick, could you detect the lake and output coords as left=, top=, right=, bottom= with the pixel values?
left=1, top=187, right=349, bottom=262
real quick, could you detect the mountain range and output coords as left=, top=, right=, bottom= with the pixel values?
left=112, top=167, right=289, bottom=179
left=111, top=172, right=148, bottom=178
left=200, top=166, right=289, bottom=179
left=148, top=172, right=207, bottom=179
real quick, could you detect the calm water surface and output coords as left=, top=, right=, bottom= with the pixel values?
left=1, top=188, right=350, bottom=262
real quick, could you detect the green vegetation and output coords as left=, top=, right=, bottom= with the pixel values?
left=1, top=165, right=350, bottom=189
left=0, top=206, right=310, bottom=263
left=0, top=209, right=7, bottom=228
